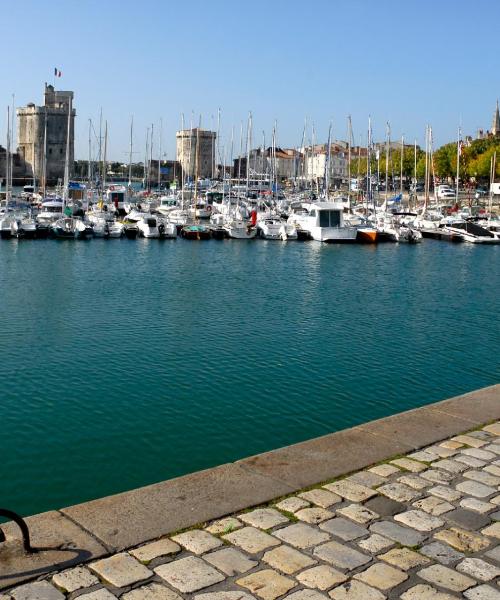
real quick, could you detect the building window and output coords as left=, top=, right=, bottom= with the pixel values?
left=60, top=149, right=63, bottom=155
left=49, top=148, right=52, bottom=154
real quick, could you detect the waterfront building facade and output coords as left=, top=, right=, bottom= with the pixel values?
left=304, top=143, right=348, bottom=186
left=17, top=84, right=75, bottom=184
left=176, top=128, right=216, bottom=180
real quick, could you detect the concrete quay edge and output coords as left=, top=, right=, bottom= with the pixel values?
left=1, top=383, right=499, bottom=590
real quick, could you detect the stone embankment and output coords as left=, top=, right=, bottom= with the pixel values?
left=0, top=384, right=499, bottom=599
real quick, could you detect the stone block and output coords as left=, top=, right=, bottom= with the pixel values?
left=463, top=470, right=500, bottom=487
left=456, top=558, right=500, bottom=581
left=129, top=539, right=181, bottom=562
left=195, top=594, right=255, bottom=600
left=483, top=422, right=500, bottom=436
left=482, top=522, right=500, bottom=539
left=323, top=481, right=377, bottom=502
left=272, top=523, right=329, bottom=549
left=346, top=471, right=385, bottom=488
left=223, top=527, right=280, bottom=553
left=297, top=565, right=347, bottom=590
left=204, top=547, right=258, bottom=576
left=77, top=591, right=117, bottom=600
left=11, top=582, right=65, bottom=600
left=390, top=458, right=426, bottom=472
left=353, top=563, right=408, bottom=590
left=336, top=504, right=378, bottom=524
left=299, top=489, right=342, bottom=508
left=368, top=464, right=400, bottom=477
left=434, top=527, right=491, bottom=552
left=236, top=569, right=296, bottom=600
left=461, top=448, right=496, bottom=461
left=357, top=534, right=394, bottom=553
left=432, top=459, right=468, bottom=473
left=444, top=508, right=490, bottom=531
left=413, top=496, right=454, bottom=516
left=427, top=485, right=462, bottom=502
left=206, top=517, right=243, bottom=535
left=377, top=483, right=419, bottom=503
left=419, top=470, right=455, bottom=485
left=122, top=584, right=182, bottom=600
left=52, top=566, right=99, bottom=593
left=419, top=541, right=464, bottom=565
left=239, top=509, right=289, bottom=530
left=90, top=553, right=153, bottom=588
left=369, top=521, right=425, bottom=546
left=287, top=591, right=328, bottom=600
left=459, top=498, right=495, bottom=514
left=296, top=508, right=335, bottom=524
left=313, top=541, right=371, bottom=571
left=464, top=584, right=500, bottom=599
left=452, top=435, right=488, bottom=447
left=397, top=474, right=431, bottom=490
left=394, top=510, right=444, bottom=531
left=319, top=518, right=368, bottom=541
left=262, top=545, right=316, bottom=574
left=329, top=580, right=385, bottom=600
left=275, top=498, right=310, bottom=513
left=155, top=556, right=225, bottom=593
left=400, top=584, right=458, bottom=599
left=172, top=530, right=222, bottom=554
left=378, top=547, right=430, bottom=570
left=417, top=564, right=475, bottom=592
left=363, top=496, right=405, bottom=517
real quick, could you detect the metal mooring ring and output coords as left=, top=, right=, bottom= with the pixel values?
left=0, top=508, right=36, bottom=554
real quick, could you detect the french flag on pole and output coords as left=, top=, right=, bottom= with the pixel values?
left=54, top=67, right=62, bottom=78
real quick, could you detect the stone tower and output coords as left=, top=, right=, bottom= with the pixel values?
left=176, top=128, right=216, bottom=180
left=17, top=84, right=76, bottom=184
left=492, top=100, right=500, bottom=137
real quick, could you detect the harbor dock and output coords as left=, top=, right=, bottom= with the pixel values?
left=1, top=384, right=499, bottom=598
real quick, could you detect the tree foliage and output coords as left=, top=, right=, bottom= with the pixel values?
left=349, top=136, right=500, bottom=182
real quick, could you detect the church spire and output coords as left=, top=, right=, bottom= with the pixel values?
left=492, top=99, right=500, bottom=136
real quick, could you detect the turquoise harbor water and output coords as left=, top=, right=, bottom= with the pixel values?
left=1, top=238, right=499, bottom=517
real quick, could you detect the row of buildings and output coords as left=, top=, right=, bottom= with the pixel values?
left=5, top=85, right=500, bottom=188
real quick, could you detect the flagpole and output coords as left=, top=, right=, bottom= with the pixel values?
left=455, top=125, right=461, bottom=206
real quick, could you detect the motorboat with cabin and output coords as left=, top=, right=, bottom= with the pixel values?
left=288, top=202, right=357, bottom=242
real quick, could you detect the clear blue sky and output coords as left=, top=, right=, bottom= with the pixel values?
left=2, top=0, right=499, bottom=161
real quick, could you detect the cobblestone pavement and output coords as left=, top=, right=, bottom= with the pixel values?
left=4, top=422, right=500, bottom=600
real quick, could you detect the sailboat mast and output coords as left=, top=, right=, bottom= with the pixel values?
left=149, top=123, right=154, bottom=192
left=400, top=135, right=404, bottom=198
left=180, top=114, right=185, bottom=208
left=385, top=122, right=390, bottom=203
left=5, top=105, right=10, bottom=201
left=347, top=115, right=352, bottom=208
left=102, top=120, right=108, bottom=191
left=62, top=96, right=72, bottom=207
left=245, top=112, right=252, bottom=197
left=88, top=118, right=92, bottom=186
left=455, top=125, right=461, bottom=205
left=367, top=118, right=372, bottom=215
left=158, top=118, right=162, bottom=190
left=128, top=116, right=133, bottom=187
left=324, top=122, right=332, bottom=199
left=488, top=151, right=496, bottom=217
left=10, top=95, right=14, bottom=195
left=215, top=107, right=220, bottom=180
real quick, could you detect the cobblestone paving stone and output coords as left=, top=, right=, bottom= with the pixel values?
left=5, top=420, right=500, bottom=599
